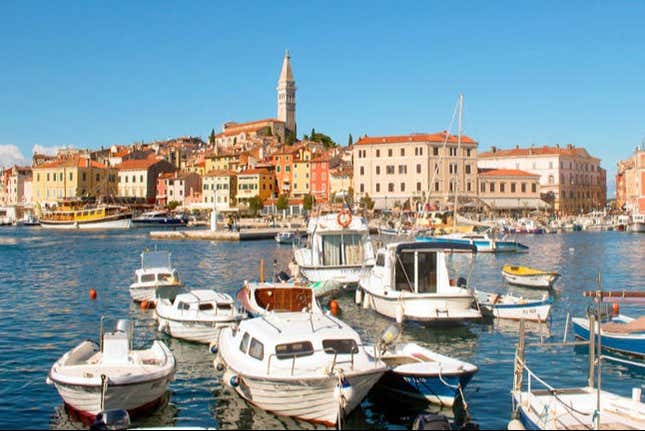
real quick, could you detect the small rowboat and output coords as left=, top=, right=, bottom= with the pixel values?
left=475, top=290, right=552, bottom=322
left=501, top=264, right=559, bottom=289
left=572, top=314, right=645, bottom=357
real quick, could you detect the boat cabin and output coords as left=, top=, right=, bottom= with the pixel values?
left=134, top=250, right=180, bottom=285
left=304, top=213, right=374, bottom=267
left=372, top=242, right=475, bottom=294
left=171, top=290, right=237, bottom=316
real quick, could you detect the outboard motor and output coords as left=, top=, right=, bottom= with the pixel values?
left=90, top=409, right=131, bottom=431
left=115, top=319, right=130, bottom=335
left=377, top=323, right=401, bottom=354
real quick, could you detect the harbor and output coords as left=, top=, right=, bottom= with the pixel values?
left=0, top=226, right=643, bottom=429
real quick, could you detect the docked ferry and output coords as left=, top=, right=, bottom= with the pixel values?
left=39, top=204, right=132, bottom=229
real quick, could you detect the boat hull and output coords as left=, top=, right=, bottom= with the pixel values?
left=50, top=375, right=171, bottom=417
left=222, top=367, right=383, bottom=426
left=129, top=283, right=182, bottom=303
left=361, top=289, right=481, bottom=323
left=478, top=297, right=552, bottom=322
left=571, top=317, right=645, bottom=357
left=298, top=265, right=370, bottom=285
left=629, top=222, right=645, bottom=233
left=377, top=369, right=476, bottom=407
left=501, top=272, right=558, bottom=288
left=41, top=217, right=132, bottom=230
left=156, top=315, right=235, bottom=345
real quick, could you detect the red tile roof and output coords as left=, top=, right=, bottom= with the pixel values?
left=238, top=168, right=272, bottom=176
left=479, top=145, right=592, bottom=158
left=36, top=157, right=108, bottom=170
left=116, top=158, right=163, bottom=170
left=355, top=131, right=477, bottom=146
left=204, top=169, right=235, bottom=177
left=478, top=168, right=539, bottom=178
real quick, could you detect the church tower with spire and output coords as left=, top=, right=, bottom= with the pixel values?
left=277, top=49, right=296, bottom=138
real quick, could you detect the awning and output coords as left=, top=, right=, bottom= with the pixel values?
left=480, top=198, right=550, bottom=210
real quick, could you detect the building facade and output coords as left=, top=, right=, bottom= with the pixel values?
left=116, top=158, right=175, bottom=202
left=477, top=169, right=546, bottom=211
left=162, top=172, right=202, bottom=206
left=202, top=170, right=237, bottom=211
left=353, top=132, right=479, bottom=210
left=1, top=166, right=32, bottom=206
left=32, top=156, right=118, bottom=204
left=616, top=146, right=645, bottom=214
left=478, top=144, right=607, bottom=214
left=310, top=156, right=329, bottom=202
left=236, top=168, right=275, bottom=206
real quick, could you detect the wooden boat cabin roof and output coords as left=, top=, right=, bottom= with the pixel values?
left=254, top=287, right=313, bottom=313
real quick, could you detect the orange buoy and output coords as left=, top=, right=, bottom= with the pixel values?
left=612, top=302, right=620, bottom=316
left=329, top=299, right=340, bottom=316
left=89, top=289, right=97, bottom=300
left=449, top=279, right=456, bottom=287
left=140, top=300, right=150, bottom=310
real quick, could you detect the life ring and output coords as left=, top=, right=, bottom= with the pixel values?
left=337, top=210, right=352, bottom=228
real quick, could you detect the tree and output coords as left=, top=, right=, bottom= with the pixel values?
left=276, top=194, right=289, bottom=211
left=208, top=129, right=216, bottom=145
left=286, top=131, right=296, bottom=145
left=167, top=201, right=180, bottom=211
left=248, top=195, right=264, bottom=217
left=309, top=130, right=337, bottom=149
left=347, top=133, right=353, bottom=147
left=264, top=126, right=273, bottom=136
left=360, top=193, right=375, bottom=210
left=311, top=128, right=316, bottom=140
left=303, top=194, right=315, bottom=211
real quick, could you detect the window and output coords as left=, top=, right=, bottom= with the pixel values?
left=177, top=302, right=190, bottom=311
left=376, top=166, right=380, bottom=175
left=467, top=182, right=471, bottom=192
left=359, top=166, right=364, bottom=175
left=435, top=182, right=440, bottom=192
left=249, top=338, right=264, bottom=360
left=548, top=175, right=554, bottom=184
left=276, top=166, right=281, bottom=173
left=239, top=332, right=250, bottom=353
left=500, top=183, right=505, bottom=193
left=416, top=164, right=421, bottom=174
left=417, top=182, right=421, bottom=192
left=400, top=182, right=405, bottom=192
left=141, top=274, right=155, bottom=282
left=549, top=161, right=553, bottom=169
left=481, top=182, right=485, bottom=193
left=400, top=148, right=405, bottom=156
left=285, top=166, right=290, bottom=172
left=521, top=183, right=526, bottom=193
left=532, top=183, right=537, bottom=193
left=388, top=149, right=393, bottom=157
left=419, top=147, right=423, bottom=156
left=465, top=164, right=471, bottom=174
left=433, top=147, right=439, bottom=156
left=398, top=165, right=407, bottom=174
left=275, top=341, right=314, bottom=359
left=376, top=183, right=380, bottom=192
left=69, top=172, right=73, bottom=181
left=376, top=253, right=386, bottom=266
left=360, top=184, right=364, bottom=193
left=466, top=149, right=471, bottom=157
left=47, top=173, right=50, bottom=181
left=388, top=183, right=394, bottom=192
left=82, top=172, right=87, bottom=181
left=140, top=175, right=144, bottom=183
left=125, top=176, right=128, bottom=183
left=386, top=165, right=395, bottom=175
left=323, top=339, right=358, bottom=354
left=59, top=173, right=63, bottom=181
left=198, top=303, right=214, bottom=311
left=511, top=183, right=516, bottom=193
left=37, top=174, right=40, bottom=181
left=376, top=149, right=380, bottom=157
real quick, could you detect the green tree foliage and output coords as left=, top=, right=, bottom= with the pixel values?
left=303, top=194, right=315, bottom=211
left=360, top=193, right=375, bottom=210
left=264, top=126, right=273, bottom=136
left=167, top=201, right=180, bottom=211
left=208, top=129, right=216, bottom=145
left=309, top=130, right=337, bottom=149
left=248, top=195, right=264, bottom=217
left=276, top=194, right=289, bottom=211
left=286, top=131, right=296, bottom=145
left=348, top=133, right=353, bottom=147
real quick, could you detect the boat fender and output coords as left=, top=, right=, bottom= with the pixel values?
left=334, top=376, right=353, bottom=409
left=395, top=305, right=404, bottom=324
left=158, top=321, right=168, bottom=332
left=456, top=277, right=468, bottom=288
left=215, top=361, right=225, bottom=372
left=362, top=292, right=370, bottom=309
left=229, top=375, right=240, bottom=387
left=506, top=419, right=525, bottom=430
left=355, top=288, right=362, bottom=305
left=209, top=342, right=218, bottom=355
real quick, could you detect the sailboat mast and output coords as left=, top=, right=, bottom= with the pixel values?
left=453, top=94, right=463, bottom=231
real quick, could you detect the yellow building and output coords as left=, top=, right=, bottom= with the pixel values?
left=203, top=170, right=237, bottom=210
left=236, top=168, right=275, bottom=206
left=32, top=156, right=118, bottom=204
left=292, top=159, right=310, bottom=196
left=205, top=153, right=239, bottom=172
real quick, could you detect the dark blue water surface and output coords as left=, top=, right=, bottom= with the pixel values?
left=0, top=227, right=643, bottom=429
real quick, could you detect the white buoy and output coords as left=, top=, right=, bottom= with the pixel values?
left=569, top=247, right=575, bottom=254
left=395, top=305, right=404, bottom=324
left=355, top=288, right=362, bottom=305
left=507, top=418, right=526, bottom=430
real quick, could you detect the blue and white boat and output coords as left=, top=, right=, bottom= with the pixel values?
left=132, top=210, right=187, bottom=227
left=475, top=290, right=552, bottom=322
left=367, top=342, right=478, bottom=407
left=416, top=231, right=528, bottom=253
left=571, top=314, right=645, bottom=357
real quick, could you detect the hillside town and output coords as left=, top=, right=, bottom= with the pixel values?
left=1, top=51, right=643, bottom=226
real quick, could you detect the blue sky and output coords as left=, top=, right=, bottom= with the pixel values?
left=1, top=1, right=644, bottom=195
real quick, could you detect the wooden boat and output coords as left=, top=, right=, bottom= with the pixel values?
left=39, top=202, right=132, bottom=230
left=215, top=312, right=387, bottom=426
left=155, top=289, right=245, bottom=345
left=366, top=342, right=478, bottom=407
left=358, top=241, right=482, bottom=324
left=475, top=290, right=552, bottom=322
left=46, top=319, right=175, bottom=421
left=236, top=281, right=322, bottom=316
left=501, top=264, right=560, bottom=289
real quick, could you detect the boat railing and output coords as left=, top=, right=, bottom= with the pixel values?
left=265, top=346, right=361, bottom=376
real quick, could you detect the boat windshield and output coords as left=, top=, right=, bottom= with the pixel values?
left=395, top=251, right=437, bottom=293
left=322, top=339, right=358, bottom=355
left=321, top=233, right=365, bottom=266
left=142, top=251, right=172, bottom=269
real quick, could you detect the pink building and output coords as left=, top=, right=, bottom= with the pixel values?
left=616, top=146, right=645, bottom=214
left=310, top=156, right=329, bottom=202
left=159, top=172, right=201, bottom=207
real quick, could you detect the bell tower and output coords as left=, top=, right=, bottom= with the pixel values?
left=277, top=49, right=296, bottom=137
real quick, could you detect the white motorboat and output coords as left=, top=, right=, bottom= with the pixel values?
left=275, top=231, right=298, bottom=244
left=629, top=213, right=645, bottom=233
left=215, top=311, right=387, bottom=427
left=236, top=281, right=322, bottom=316
left=293, top=211, right=375, bottom=285
left=358, top=241, right=482, bottom=324
left=475, top=290, right=552, bottom=322
left=129, top=250, right=183, bottom=303
left=155, top=288, right=246, bottom=345
left=132, top=210, right=187, bottom=227
left=46, top=319, right=175, bottom=421
left=367, top=341, right=478, bottom=407
left=501, top=264, right=560, bottom=289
